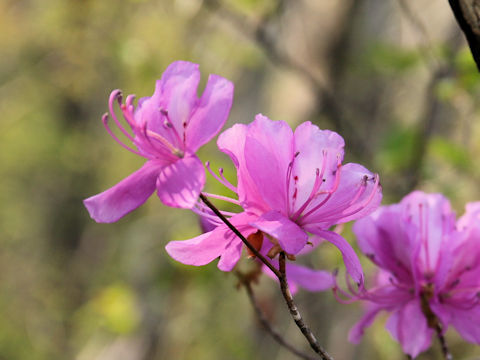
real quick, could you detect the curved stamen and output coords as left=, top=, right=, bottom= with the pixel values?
left=195, top=201, right=238, bottom=217
left=161, top=109, right=185, bottom=150
left=315, top=174, right=380, bottom=223
left=202, top=192, right=241, bottom=205
left=102, top=113, right=146, bottom=158
left=291, top=167, right=323, bottom=221
left=298, top=158, right=343, bottom=222
left=139, top=122, right=177, bottom=161
left=205, top=162, right=238, bottom=193
left=191, top=205, right=227, bottom=224
left=218, top=168, right=238, bottom=193
left=423, top=204, right=432, bottom=271
left=146, top=129, right=183, bottom=157
left=108, top=90, right=135, bottom=142
left=332, top=287, right=359, bottom=304
left=120, top=94, right=137, bottom=128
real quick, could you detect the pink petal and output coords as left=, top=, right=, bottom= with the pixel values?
left=285, top=263, right=335, bottom=292
left=244, top=114, right=294, bottom=212
left=448, top=306, right=480, bottom=344
left=217, top=123, right=269, bottom=211
left=157, top=61, right=200, bottom=129
left=306, top=228, right=364, bottom=285
left=217, top=239, right=243, bottom=271
left=291, top=121, right=344, bottom=214
left=165, top=212, right=257, bottom=270
left=457, top=201, right=480, bottom=230
left=400, top=191, right=455, bottom=276
left=83, top=160, right=163, bottom=223
left=301, top=163, right=382, bottom=228
left=261, top=262, right=334, bottom=294
left=165, top=231, right=229, bottom=267
left=156, top=155, right=205, bottom=208
left=250, top=210, right=308, bottom=254
left=136, top=61, right=201, bottom=149
left=353, top=207, right=417, bottom=284
left=385, top=300, right=433, bottom=358
left=217, top=123, right=247, bottom=169
left=186, top=74, right=234, bottom=152
left=348, top=304, right=384, bottom=344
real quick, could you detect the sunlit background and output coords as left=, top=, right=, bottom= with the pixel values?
left=1, top=0, right=480, bottom=359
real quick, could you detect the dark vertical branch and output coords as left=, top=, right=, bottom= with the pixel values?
left=448, top=0, right=480, bottom=71
left=434, top=322, right=453, bottom=360
left=237, top=271, right=317, bottom=360
left=278, top=253, right=334, bottom=360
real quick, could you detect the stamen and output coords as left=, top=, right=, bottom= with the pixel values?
left=120, top=94, right=137, bottom=128
left=218, top=168, right=238, bottom=193
left=202, top=192, right=241, bottom=205
left=291, top=167, right=322, bottom=221
left=146, top=129, right=184, bottom=158
left=139, top=122, right=177, bottom=161
left=291, top=151, right=329, bottom=220
left=191, top=205, right=225, bottom=224
left=195, top=200, right=237, bottom=217
left=102, top=113, right=146, bottom=157
left=108, top=90, right=135, bottom=142
left=161, top=109, right=185, bottom=150
left=298, top=158, right=343, bottom=222
left=205, top=162, right=238, bottom=193
left=285, top=157, right=295, bottom=214
left=317, top=174, right=380, bottom=222
left=424, top=203, right=431, bottom=271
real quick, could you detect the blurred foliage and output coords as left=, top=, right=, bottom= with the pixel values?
left=1, top=0, right=480, bottom=359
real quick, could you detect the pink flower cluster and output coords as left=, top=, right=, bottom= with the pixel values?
left=345, top=191, right=480, bottom=358
left=84, top=60, right=480, bottom=357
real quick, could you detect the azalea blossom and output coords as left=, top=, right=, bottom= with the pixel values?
left=166, top=115, right=382, bottom=284
left=84, top=61, right=234, bottom=222
left=346, top=191, right=480, bottom=358
left=199, top=213, right=335, bottom=293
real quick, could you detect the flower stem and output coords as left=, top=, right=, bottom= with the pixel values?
left=199, top=193, right=281, bottom=278
left=236, top=271, right=317, bottom=360
left=278, top=252, right=334, bottom=360
left=200, top=194, right=334, bottom=359
left=434, top=322, right=453, bottom=360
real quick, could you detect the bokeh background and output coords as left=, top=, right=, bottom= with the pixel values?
left=1, top=0, right=480, bottom=359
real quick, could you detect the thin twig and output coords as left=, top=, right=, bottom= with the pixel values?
left=278, top=252, right=334, bottom=360
left=199, top=194, right=281, bottom=278
left=200, top=195, right=333, bottom=358
left=434, top=323, right=453, bottom=360
left=236, top=272, right=317, bottom=360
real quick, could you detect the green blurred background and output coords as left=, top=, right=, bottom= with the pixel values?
left=1, top=0, right=480, bottom=359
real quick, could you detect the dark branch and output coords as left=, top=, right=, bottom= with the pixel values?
left=434, top=322, right=453, bottom=360
left=448, top=0, right=480, bottom=71
left=199, top=194, right=281, bottom=278
left=237, top=272, right=317, bottom=360
left=278, top=252, right=334, bottom=360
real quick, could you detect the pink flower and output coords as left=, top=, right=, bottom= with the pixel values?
left=347, top=191, right=480, bottom=358
left=166, top=115, right=381, bottom=285
left=84, top=61, right=234, bottom=222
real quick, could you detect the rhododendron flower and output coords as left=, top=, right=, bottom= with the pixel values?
left=84, top=61, right=234, bottom=222
left=199, top=213, right=335, bottom=293
left=346, top=191, right=480, bottom=358
left=166, top=115, right=381, bottom=284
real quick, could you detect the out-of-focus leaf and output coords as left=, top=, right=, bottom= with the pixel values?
left=455, top=47, right=480, bottom=92
left=428, top=137, right=471, bottom=171
left=435, top=78, right=458, bottom=102
left=359, top=43, right=421, bottom=75
left=91, top=283, right=141, bottom=335
left=376, top=126, right=416, bottom=172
